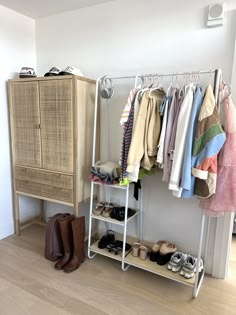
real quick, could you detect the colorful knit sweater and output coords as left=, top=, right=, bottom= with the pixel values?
left=192, top=85, right=226, bottom=198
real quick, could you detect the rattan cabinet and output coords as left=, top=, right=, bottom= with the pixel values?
left=8, top=75, right=97, bottom=235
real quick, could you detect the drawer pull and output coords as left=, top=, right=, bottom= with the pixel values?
left=34, top=123, right=40, bottom=129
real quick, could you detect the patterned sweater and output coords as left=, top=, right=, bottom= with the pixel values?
left=192, top=85, right=226, bottom=198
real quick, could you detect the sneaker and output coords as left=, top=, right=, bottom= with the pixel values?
left=180, top=255, right=203, bottom=279
left=167, top=252, right=187, bottom=272
left=44, top=67, right=60, bottom=76
left=59, top=66, right=83, bottom=76
left=19, top=66, right=36, bottom=78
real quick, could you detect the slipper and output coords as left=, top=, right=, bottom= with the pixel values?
left=156, top=243, right=177, bottom=266
left=139, top=245, right=149, bottom=261
left=150, top=240, right=168, bottom=262
left=132, top=242, right=141, bottom=257
left=102, top=203, right=114, bottom=218
left=93, top=201, right=105, bottom=216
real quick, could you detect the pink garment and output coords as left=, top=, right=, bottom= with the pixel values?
left=199, top=93, right=236, bottom=216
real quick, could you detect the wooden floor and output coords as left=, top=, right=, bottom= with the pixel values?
left=0, top=226, right=236, bottom=315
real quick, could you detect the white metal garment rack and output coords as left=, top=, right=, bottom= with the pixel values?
left=88, top=68, right=222, bottom=298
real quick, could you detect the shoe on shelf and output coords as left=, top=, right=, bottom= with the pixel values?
left=149, top=240, right=168, bottom=262
left=180, top=255, right=204, bottom=279
left=156, top=242, right=177, bottom=266
left=110, top=207, right=136, bottom=221
left=167, top=252, right=187, bottom=272
left=93, top=201, right=106, bottom=216
left=98, top=230, right=115, bottom=249
left=102, top=203, right=114, bottom=218
left=107, top=240, right=131, bottom=255
left=132, top=242, right=141, bottom=257
left=139, top=245, right=149, bottom=261
left=106, top=242, right=115, bottom=252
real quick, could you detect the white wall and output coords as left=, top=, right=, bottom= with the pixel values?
left=36, top=0, right=236, bottom=79
left=0, top=5, right=37, bottom=239
left=35, top=0, right=236, bottom=273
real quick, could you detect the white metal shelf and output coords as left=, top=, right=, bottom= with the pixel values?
left=92, top=181, right=131, bottom=190
left=124, top=253, right=204, bottom=287
left=91, top=210, right=139, bottom=226
left=89, top=240, right=132, bottom=261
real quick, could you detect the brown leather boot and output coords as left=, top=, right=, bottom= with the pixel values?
left=64, top=216, right=85, bottom=273
left=54, top=214, right=74, bottom=270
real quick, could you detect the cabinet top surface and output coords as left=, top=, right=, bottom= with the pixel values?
left=8, top=75, right=96, bottom=84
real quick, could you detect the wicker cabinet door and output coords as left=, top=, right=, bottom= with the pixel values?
left=9, top=82, right=41, bottom=167
left=39, top=79, right=73, bottom=173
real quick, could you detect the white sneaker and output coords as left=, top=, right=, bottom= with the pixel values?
left=180, top=255, right=203, bottom=279
left=167, top=252, right=187, bottom=272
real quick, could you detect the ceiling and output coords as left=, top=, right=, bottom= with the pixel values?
left=0, top=0, right=115, bottom=18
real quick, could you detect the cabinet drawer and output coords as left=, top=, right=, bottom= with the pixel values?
left=14, top=166, right=73, bottom=189
left=15, top=179, right=73, bottom=203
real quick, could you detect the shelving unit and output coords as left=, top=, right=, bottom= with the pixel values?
left=88, top=71, right=222, bottom=298
left=88, top=181, right=142, bottom=272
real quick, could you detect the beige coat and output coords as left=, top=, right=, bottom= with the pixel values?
left=127, top=89, right=165, bottom=172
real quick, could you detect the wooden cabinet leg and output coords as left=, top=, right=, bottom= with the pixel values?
left=14, top=193, right=20, bottom=236
left=74, top=203, right=79, bottom=217
left=40, top=199, right=45, bottom=222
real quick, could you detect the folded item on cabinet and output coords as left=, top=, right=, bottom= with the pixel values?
left=90, top=167, right=119, bottom=185
left=90, top=161, right=121, bottom=185
left=94, top=161, right=121, bottom=177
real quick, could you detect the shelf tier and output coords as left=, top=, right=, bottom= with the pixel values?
left=124, top=253, right=201, bottom=287
left=89, top=240, right=131, bottom=262
left=89, top=240, right=204, bottom=288
left=92, top=181, right=130, bottom=190
left=91, top=210, right=139, bottom=226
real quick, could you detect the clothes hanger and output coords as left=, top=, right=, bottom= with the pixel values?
left=221, top=80, right=232, bottom=101
left=166, top=80, right=173, bottom=97
left=140, top=76, right=151, bottom=96
left=208, top=70, right=213, bottom=85
left=148, top=74, right=164, bottom=98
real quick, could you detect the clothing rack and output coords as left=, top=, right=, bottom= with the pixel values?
left=89, top=68, right=222, bottom=298
left=92, top=69, right=222, bottom=166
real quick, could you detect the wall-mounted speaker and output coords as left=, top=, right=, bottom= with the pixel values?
left=207, top=3, right=224, bottom=27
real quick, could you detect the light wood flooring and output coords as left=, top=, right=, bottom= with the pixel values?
left=0, top=226, right=236, bottom=315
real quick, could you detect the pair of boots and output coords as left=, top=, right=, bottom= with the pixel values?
left=55, top=215, right=85, bottom=273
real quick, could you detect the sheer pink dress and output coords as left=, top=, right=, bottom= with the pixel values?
left=199, top=93, right=236, bottom=216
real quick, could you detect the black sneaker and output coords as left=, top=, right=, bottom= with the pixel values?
left=44, top=67, right=60, bottom=76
